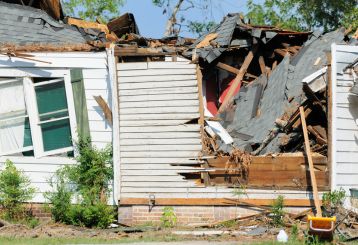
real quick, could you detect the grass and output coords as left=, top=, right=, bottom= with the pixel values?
left=0, top=233, right=183, bottom=245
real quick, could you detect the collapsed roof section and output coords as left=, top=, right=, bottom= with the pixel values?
left=221, top=30, right=346, bottom=155
left=184, top=13, right=311, bottom=63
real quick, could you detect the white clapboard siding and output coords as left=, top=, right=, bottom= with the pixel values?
left=118, top=60, right=203, bottom=198
left=0, top=52, right=114, bottom=203
left=119, top=86, right=198, bottom=96
left=332, top=44, right=358, bottom=204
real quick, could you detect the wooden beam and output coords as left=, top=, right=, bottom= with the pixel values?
left=217, top=51, right=254, bottom=114
left=326, top=52, right=333, bottom=188
left=94, top=95, right=113, bottom=126
left=196, top=65, right=209, bottom=185
left=66, top=17, right=109, bottom=33
left=272, top=60, right=277, bottom=70
left=216, top=62, right=240, bottom=75
left=258, top=56, right=266, bottom=75
left=120, top=197, right=317, bottom=207
left=300, top=106, right=322, bottom=216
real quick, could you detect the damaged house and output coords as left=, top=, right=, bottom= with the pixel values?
left=0, top=1, right=358, bottom=225
left=0, top=0, right=117, bottom=203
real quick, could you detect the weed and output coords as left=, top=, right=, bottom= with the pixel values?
left=25, top=217, right=40, bottom=228
left=322, top=188, right=346, bottom=209
left=304, top=233, right=321, bottom=245
left=291, top=223, right=299, bottom=240
left=160, top=206, right=177, bottom=228
left=232, top=184, right=248, bottom=199
left=0, top=160, right=36, bottom=221
left=271, top=195, right=285, bottom=227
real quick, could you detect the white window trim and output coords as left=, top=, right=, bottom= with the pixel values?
left=0, top=69, right=78, bottom=158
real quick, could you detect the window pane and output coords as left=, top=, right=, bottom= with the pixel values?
left=34, top=78, right=72, bottom=153
left=0, top=79, right=33, bottom=155
left=41, top=118, right=72, bottom=152
left=35, top=80, right=69, bottom=120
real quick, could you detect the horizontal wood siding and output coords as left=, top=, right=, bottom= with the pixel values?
left=0, top=52, right=113, bottom=203
left=118, top=60, right=202, bottom=199
left=332, top=44, right=358, bottom=198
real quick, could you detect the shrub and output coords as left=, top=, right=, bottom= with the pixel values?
left=45, top=137, right=115, bottom=228
left=0, top=160, right=36, bottom=221
left=160, top=206, right=177, bottom=228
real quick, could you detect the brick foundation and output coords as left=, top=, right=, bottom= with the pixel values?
left=118, top=205, right=264, bottom=225
left=25, top=203, right=52, bottom=221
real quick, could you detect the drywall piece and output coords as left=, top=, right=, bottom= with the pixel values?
left=205, top=108, right=233, bottom=145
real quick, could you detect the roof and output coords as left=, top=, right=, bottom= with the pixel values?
left=0, top=1, right=104, bottom=49
left=220, top=29, right=346, bottom=154
left=185, top=13, right=311, bottom=63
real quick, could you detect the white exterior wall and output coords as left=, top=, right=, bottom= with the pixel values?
left=331, top=44, right=358, bottom=206
left=116, top=58, right=317, bottom=202
left=0, top=51, right=114, bottom=203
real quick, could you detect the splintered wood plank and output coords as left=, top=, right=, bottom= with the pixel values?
left=258, top=56, right=266, bottom=75
left=218, top=51, right=254, bottom=113
left=300, top=106, right=322, bottom=216
left=216, top=62, right=240, bottom=74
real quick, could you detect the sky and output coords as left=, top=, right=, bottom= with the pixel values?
left=119, top=0, right=250, bottom=38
